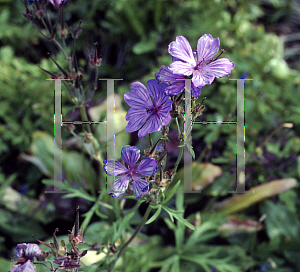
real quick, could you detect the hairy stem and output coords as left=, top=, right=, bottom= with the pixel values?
left=116, top=205, right=152, bottom=259
left=171, top=140, right=184, bottom=181
left=79, top=104, right=92, bottom=134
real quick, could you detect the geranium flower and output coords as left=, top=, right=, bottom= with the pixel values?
left=103, top=145, right=158, bottom=198
left=49, top=0, right=68, bottom=9
left=124, top=79, right=172, bottom=137
left=167, top=34, right=235, bottom=91
left=155, top=65, right=202, bottom=97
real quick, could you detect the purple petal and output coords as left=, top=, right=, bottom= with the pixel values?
left=135, top=157, right=158, bottom=176
left=157, top=100, right=172, bottom=125
left=125, top=107, right=150, bottom=133
left=49, top=0, right=67, bottom=9
left=165, top=83, right=185, bottom=96
left=11, top=260, right=36, bottom=272
left=147, top=79, right=170, bottom=108
left=155, top=65, right=185, bottom=84
left=24, top=244, right=41, bottom=258
left=197, top=34, right=220, bottom=63
left=121, top=145, right=140, bottom=169
left=155, top=65, right=184, bottom=84
left=192, top=70, right=215, bottom=88
left=155, top=66, right=186, bottom=96
left=103, top=160, right=128, bottom=176
left=124, top=82, right=153, bottom=109
left=109, top=174, right=130, bottom=197
left=131, top=176, right=149, bottom=199
left=191, top=84, right=202, bottom=97
left=169, top=61, right=194, bottom=76
left=16, top=243, right=27, bottom=258
left=168, top=36, right=196, bottom=65
left=202, top=58, right=235, bottom=78
left=138, top=114, right=161, bottom=137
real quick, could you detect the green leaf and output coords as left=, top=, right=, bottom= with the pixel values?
left=146, top=205, right=161, bottom=224
left=170, top=255, right=180, bottom=272
left=164, top=217, right=176, bottom=230
left=163, top=180, right=181, bottom=205
left=42, top=179, right=96, bottom=202
left=133, top=39, right=156, bottom=54
left=211, top=178, right=297, bottom=215
left=94, top=207, right=108, bottom=219
left=186, top=142, right=195, bottom=159
left=113, top=211, right=135, bottom=242
left=149, top=204, right=161, bottom=209
left=162, top=206, right=196, bottom=230
left=172, top=212, right=196, bottom=230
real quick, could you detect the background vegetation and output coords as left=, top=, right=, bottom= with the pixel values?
left=0, top=0, right=300, bottom=271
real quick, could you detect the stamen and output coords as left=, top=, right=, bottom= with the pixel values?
left=213, top=49, right=226, bottom=61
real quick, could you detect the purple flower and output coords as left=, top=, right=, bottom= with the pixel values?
left=103, top=145, right=158, bottom=199
left=11, top=260, right=36, bottom=272
left=124, top=79, right=172, bottom=137
left=16, top=243, right=42, bottom=259
left=167, top=34, right=235, bottom=91
left=155, top=65, right=202, bottom=97
left=48, top=0, right=68, bottom=9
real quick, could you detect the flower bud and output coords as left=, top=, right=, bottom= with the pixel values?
left=57, top=23, right=69, bottom=39
left=21, top=3, right=34, bottom=21
left=34, top=7, right=45, bottom=19
left=70, top=20, right=83, bottom=39
left=35, top=251, right=49, bottom=261
left=16, top=243, right=42, bottom=259
left=68, top=207, right=84, bottom=246
left=89, top=43, right=102, bottom=67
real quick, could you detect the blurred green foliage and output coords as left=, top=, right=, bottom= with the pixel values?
left=0, top=0, right=300, bottom=271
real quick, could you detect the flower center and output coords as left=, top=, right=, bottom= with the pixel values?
left=147, top=105, right=160, bottom=115
left=127, top=166, right=135, bottom=179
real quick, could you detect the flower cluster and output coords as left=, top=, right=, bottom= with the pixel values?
left=104, top=34, right=234, bottom=199
left=10, top=243, right=42, bottom=272
left=10, top=208, right=87, bottom=272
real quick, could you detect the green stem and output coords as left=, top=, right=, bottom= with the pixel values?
left=149, top=133, right=153, bottom=146
left=175, top=117, right=181, bottom=135
left=171, top=140, right=184, bottom=181
left=52, top=38, right=68, bottom=60
left=79, top=104, right=92, bottom=134
left=162, top=138, right=167, bottom=172
left=94, top=65, right=99, bottom=91
left=116, top=205, right=152, bottom=259
left=40, top=17, right=50, bottom=35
